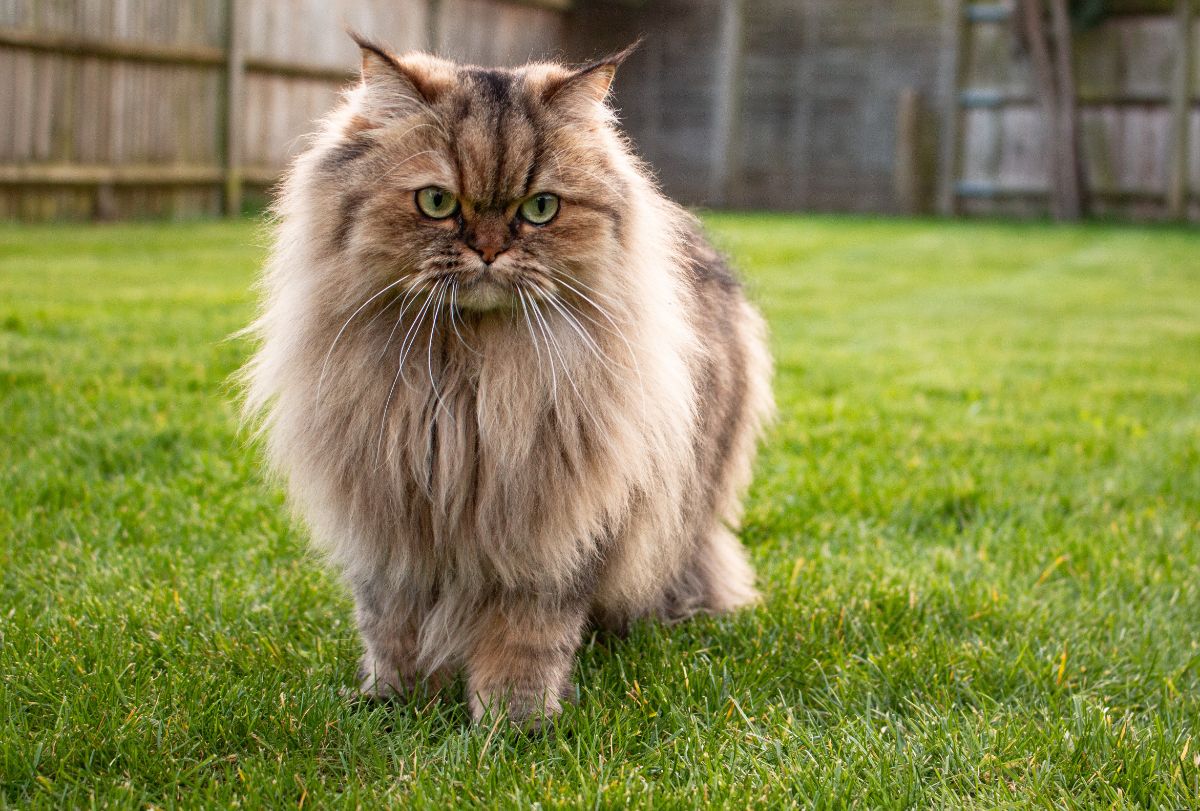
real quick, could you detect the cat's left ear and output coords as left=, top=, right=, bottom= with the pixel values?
left=543, top=39, right=641, bottom=111
left=349, top=30, right=444, bottom=119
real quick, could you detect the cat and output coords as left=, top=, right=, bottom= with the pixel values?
left=240, top=32, right=774, bottom=727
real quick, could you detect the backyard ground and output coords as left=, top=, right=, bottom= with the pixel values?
left=1, top=215, right=1198, bottom=808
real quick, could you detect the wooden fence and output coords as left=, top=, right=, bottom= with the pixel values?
left=944, top=0, right=1198, bottom=220
left=0, top=0, right=565, bottom=220
left=569, top=0, right=961, bottom=214
left=1, top=0, right=1197, bottom=221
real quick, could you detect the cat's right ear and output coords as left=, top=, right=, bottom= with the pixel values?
left=542, top=39, right=642, bottom=114
left=348, top=31, right=439, bottom=121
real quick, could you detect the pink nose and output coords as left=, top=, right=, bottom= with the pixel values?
left=466, top=217, right=511, bottom=265
left=471, top=242, right=507, bottom=264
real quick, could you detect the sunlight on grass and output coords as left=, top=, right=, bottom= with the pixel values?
left=1, top=216, right=1198, bottom=807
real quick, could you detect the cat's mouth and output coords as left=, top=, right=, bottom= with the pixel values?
left=454, top=275, right=515, bottom=312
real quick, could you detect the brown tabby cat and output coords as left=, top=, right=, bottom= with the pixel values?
left=240, top=33, right=773, bottom=727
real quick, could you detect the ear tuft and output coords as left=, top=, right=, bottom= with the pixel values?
left=348, top=30, right=397, bottom=79
left=347, top=29, right=439, bottom=119
left=543, top=38, right=643, bottom=109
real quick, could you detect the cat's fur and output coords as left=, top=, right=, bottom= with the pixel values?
left=240, top=34, right=773, bottom=726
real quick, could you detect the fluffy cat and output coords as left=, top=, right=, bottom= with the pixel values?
left=240, top=33, right=774, bottom=727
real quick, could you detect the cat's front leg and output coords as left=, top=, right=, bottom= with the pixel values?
left=352, top=576, right=447, bottom=701
left=466, top=596, right=586, bottom=729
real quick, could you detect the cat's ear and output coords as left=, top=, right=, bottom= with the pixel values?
left=543, top=39, right=641, bottom=113
left=349, top=31, right=441, bottom=119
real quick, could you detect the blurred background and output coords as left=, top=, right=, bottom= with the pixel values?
left=0, top=0, right=1196, bottom=223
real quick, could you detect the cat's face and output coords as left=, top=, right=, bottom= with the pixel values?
left=321, top=39, right=635, bottom=313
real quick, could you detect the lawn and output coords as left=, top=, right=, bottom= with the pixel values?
left=2, top=215, right=1198, bottom=808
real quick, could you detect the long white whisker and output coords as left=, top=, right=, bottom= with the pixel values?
left=378, top=281, right=431, bottom=361
left=375, top=284, right=440, bottom=468
left=553, top=270, right=625, bottom=312
left=448, top=280, right=479, bottom=355
left=552, top=275, right=638, bottom=357
left=553, top=276, right=638, bottom=359
left=518, top=287, right=557, bottom=416
left=397, top=283, right=440, bottom=386
left=515, top=286, right=543, bottom=370
left=551, top=275, right=649, bottom=429
left=316, top=276, right=408, bottom=415
left=530, top=297, right=603, bottom=430
left=528, top=292, right=562, bottom=419
left=426, top=280, right=454, bottom=423
left=542, top=292, right=623, bottom=376
left=362, top=289, right=406, bottom=332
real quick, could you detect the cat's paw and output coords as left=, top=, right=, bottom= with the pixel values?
left=353, top=657, right=423, bottom=702
left=469, top=686, right=564, bottom=731
left=353, top=657, right=454, bottom=705
left=354, top=672, right=408, bottom=703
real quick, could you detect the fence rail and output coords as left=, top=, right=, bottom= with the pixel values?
left=0, top=24, right=356, bottom=212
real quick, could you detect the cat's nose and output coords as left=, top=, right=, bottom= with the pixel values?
left=465, top=219, right=511, bottom=265
left=470, top=243, right=507, bottom=264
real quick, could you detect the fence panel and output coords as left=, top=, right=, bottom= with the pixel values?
left=0, top=0, right=566, bottom=220
left=2, top=0, right=1195, bottom=221
left=952, top=2, right=1197, bottom=220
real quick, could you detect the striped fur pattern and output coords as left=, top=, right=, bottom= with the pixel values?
left=240, top=34, right=774, bottom=727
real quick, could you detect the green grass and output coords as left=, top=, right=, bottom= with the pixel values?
left=2, top=214, right=1199, bottom=808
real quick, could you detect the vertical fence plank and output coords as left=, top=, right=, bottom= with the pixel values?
left=1168, top=0, right=1193, bottom=218
left=938, top=0, right=966, bottom=215
left=894, top=87, right=922, bottom=214
left=708, top=0, right=743, bottom=206
left=427, top=0, right=442, bottom=52
left=222, top=0, right=243, bottom=216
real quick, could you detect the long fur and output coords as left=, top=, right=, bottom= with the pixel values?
left=240, top=37, right=774, bottom=724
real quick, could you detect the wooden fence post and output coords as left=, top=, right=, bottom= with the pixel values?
left=708, top=0, right=743, bottom=207
left=223, top=0, right=244, bottom=217
left=427, top=0, right=443, bottom=53
left=938, top=0, right=965, bottom=216
left=1168, top=0, right=1193, bottom=219
left=895, top=87, right=923, bottom=214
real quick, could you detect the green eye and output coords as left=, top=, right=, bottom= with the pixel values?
left=416, top=187, right=458, bottom=219
left=519, top=193, right=560, bottom=225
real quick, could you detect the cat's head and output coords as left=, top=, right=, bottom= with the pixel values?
left=308, top=33, right=643, bottom=313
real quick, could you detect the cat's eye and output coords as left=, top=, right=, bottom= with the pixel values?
left=416, top=187, right=459, bottom=219
left=519, top=193, right=560, bottom=225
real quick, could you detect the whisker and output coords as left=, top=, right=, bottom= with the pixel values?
left=542, top=292, right=623, bottom=375
left=362, top=289, right=406, bottom=332
left=396, top=282, right=441, bottom=387
left=316, top=276, right=408, bottom=416
left=552, top=275, right=637, bottom=352
left=552, top=275, right=638, bottom=357
left=378, top=280, right=433, bottom=361
left=551, top=274, right=649, bottom=428
left=448, top=279, right=480, bottom=355
left=517, top=286, right=557, bottom=416
left=528, top=292, right=563, bottom=419
left=529, top=296, right=603, bottom=430
left=426, top=280, right=455, bottom=423
left=553, top=269, right=625, bottom=312
left=376, top=283, right=441, bottom=468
